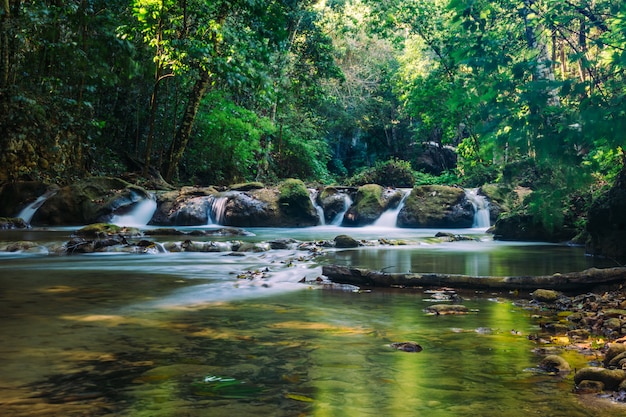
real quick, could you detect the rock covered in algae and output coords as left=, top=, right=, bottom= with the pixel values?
left=574, top=367, right=626, bottom=391
left=538, top=355, right=571, bottom=373
left=424, top=304, right=469, bottom=315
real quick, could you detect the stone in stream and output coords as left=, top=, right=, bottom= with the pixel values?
left=390, top=341, right=423, bottom=352
left=424, top=304, right=469, bottom=315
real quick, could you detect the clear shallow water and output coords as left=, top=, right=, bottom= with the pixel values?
left=0, top=226, right=622, bottom=416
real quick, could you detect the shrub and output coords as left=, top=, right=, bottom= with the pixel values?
left=347, top=158, right=415, bottom=187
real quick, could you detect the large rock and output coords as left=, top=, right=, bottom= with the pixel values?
left=218, top=180, right=319, bottom=227
left=342, top=184, right=403, bottom=227
left=574, top=367, right=626, bottom=391
left=30, top=177, right=152, bottom=226
left=586, top=166, right=626, bottom=262
left=317, top=187, right=354, bottom=224
left=150, top=187, right=217, bottom=226
left=397, top=185, right=473, bottom=228
left=0, top=181, right=56, bottom=217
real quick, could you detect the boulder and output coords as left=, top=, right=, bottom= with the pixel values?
left=424, top=304, right=469, bottom=315
left=0, top=181, right=57, bottom=217
left=334, top=234, right=360, bottom=248
left=30, top=177, right=152, bottom=226
left=317, top=187, right=353, bottom=224
left=531, top=289, right=560, bottom=303
left=150, top=187, right=216, bottom=226
left=397, top=185, right=474, bottom=228
left=574, top=367, right=626, bottom=391
left=538, top=355, right=571, bottom=373
left=342, top=184, right=386, bottom=227
left=219, top=180, right=319, bottom=227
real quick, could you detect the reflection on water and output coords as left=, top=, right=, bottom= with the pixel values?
left=0, top=257, right=604, bottom=417
left=0, top=226, right=620, bottom=416
left=320, top=242, right=611, bottom=276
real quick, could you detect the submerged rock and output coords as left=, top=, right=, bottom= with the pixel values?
left=424, top=304, right=470, bottom=315
left=390, top=341, right=423, bottom=352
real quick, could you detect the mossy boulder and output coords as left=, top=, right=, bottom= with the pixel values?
left=277, top=179, right=318, bottom=225
left=317, top=187, right=353, bottom=224
left=342, top=184, right=386, bottom=226
left=397, top=185, right=474, bottom=228
left=30, top=177, right=152, bottom=226
left=334, top=234, right=360, bottom=248
left=539, top=355, right=571, bottom=373
left=217, top=181, right=319, bottom=227
left=574, top=367, right=626, bottom=391
left=0, top=217, right=28, bottom=229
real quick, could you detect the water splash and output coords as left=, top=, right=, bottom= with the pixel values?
left=330, top=194, right=352, bottom=226
left=111, top=196, right=157, bottom=227
left=309, top=189, right=325, bottom=225
left=372, top=189, right=410, bottom=227
left=208, top=195, right=229, bottom=225
left=465, top=188, right=490, bottom=228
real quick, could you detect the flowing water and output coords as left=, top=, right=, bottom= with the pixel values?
left=0, top=222, right=623, bottom=416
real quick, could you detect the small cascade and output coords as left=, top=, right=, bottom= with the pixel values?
left=17, top=189, right=58, bottom=225
left=372, top=189, right=410, bottom=227
left=309, top=190, right=325, bottom=225
left=465, top=188, right=490, bottom=228
left=330, top=194, right=352, bottom=226
left=207, top=195, right=229, bottom=225
left=111, top=196, right=157, bottom=227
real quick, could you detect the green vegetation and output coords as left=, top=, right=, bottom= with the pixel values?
left=1, top=0, right=625, bottom=231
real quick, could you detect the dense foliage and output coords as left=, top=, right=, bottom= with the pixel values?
left=1, top=0, right=625, bottom=228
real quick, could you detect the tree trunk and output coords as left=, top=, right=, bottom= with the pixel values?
left=163, top=70, right=212, bottom=183
left=322, top=265, right=626, bottom=292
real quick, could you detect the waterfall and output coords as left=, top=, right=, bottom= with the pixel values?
left=465, top=188, right=490, bottom=228
left=309, top=190, right=325, bottom=225
left=111, top=195, right=157, bottom=227
left=17, top=189, right=58, bottom=225
left=330, top=194, right=352, bottom=226
left=372, top=189, right=410, bottom=227
left=208, top=195, right=229, bottom=225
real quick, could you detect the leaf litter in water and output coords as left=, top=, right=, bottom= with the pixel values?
left=191, top=375, right=263, bottom=399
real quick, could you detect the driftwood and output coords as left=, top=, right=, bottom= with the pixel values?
left=322, top=265, right=626, bottom=292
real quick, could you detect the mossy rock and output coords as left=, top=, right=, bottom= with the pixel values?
left=229, top=182, right=265, bottom=191
left=574, top=367, right=626, bottom=391
left=73, top=223, right=140, bottom=238
left=531, top=289, right=560, bottom=303
left=31, top=177, right=151, bottom=226
left=397, top=185, right=474, bottom=228
left=539, top=355, right=571, bottom=373
left=334, top=234, right=360, bottom=248
left=342, top=184, right=385, bottom=226
left=0, top=217, right=28, bottom=229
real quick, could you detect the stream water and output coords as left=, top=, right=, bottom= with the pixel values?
left=0, top=222, right=623, bottom=416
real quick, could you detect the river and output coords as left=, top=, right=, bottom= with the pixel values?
left=0, top=224, right=623, bottom=416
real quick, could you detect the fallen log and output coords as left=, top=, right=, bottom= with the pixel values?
left=321, top=265, right=626, bottom=291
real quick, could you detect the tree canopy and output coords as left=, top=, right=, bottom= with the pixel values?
left=1, top=0, right=625, bottom=228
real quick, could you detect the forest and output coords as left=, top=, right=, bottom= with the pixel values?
left=1, top=0, right=625, bottom=233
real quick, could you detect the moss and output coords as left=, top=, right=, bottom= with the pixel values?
left=229, top=182, right=265, bottom=191
left=278, top=179, right=315, bottom=220
left=74, top=223, right=124, bottom=238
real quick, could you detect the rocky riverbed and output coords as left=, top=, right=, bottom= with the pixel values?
left=514, top=286, right=626, bottom=404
